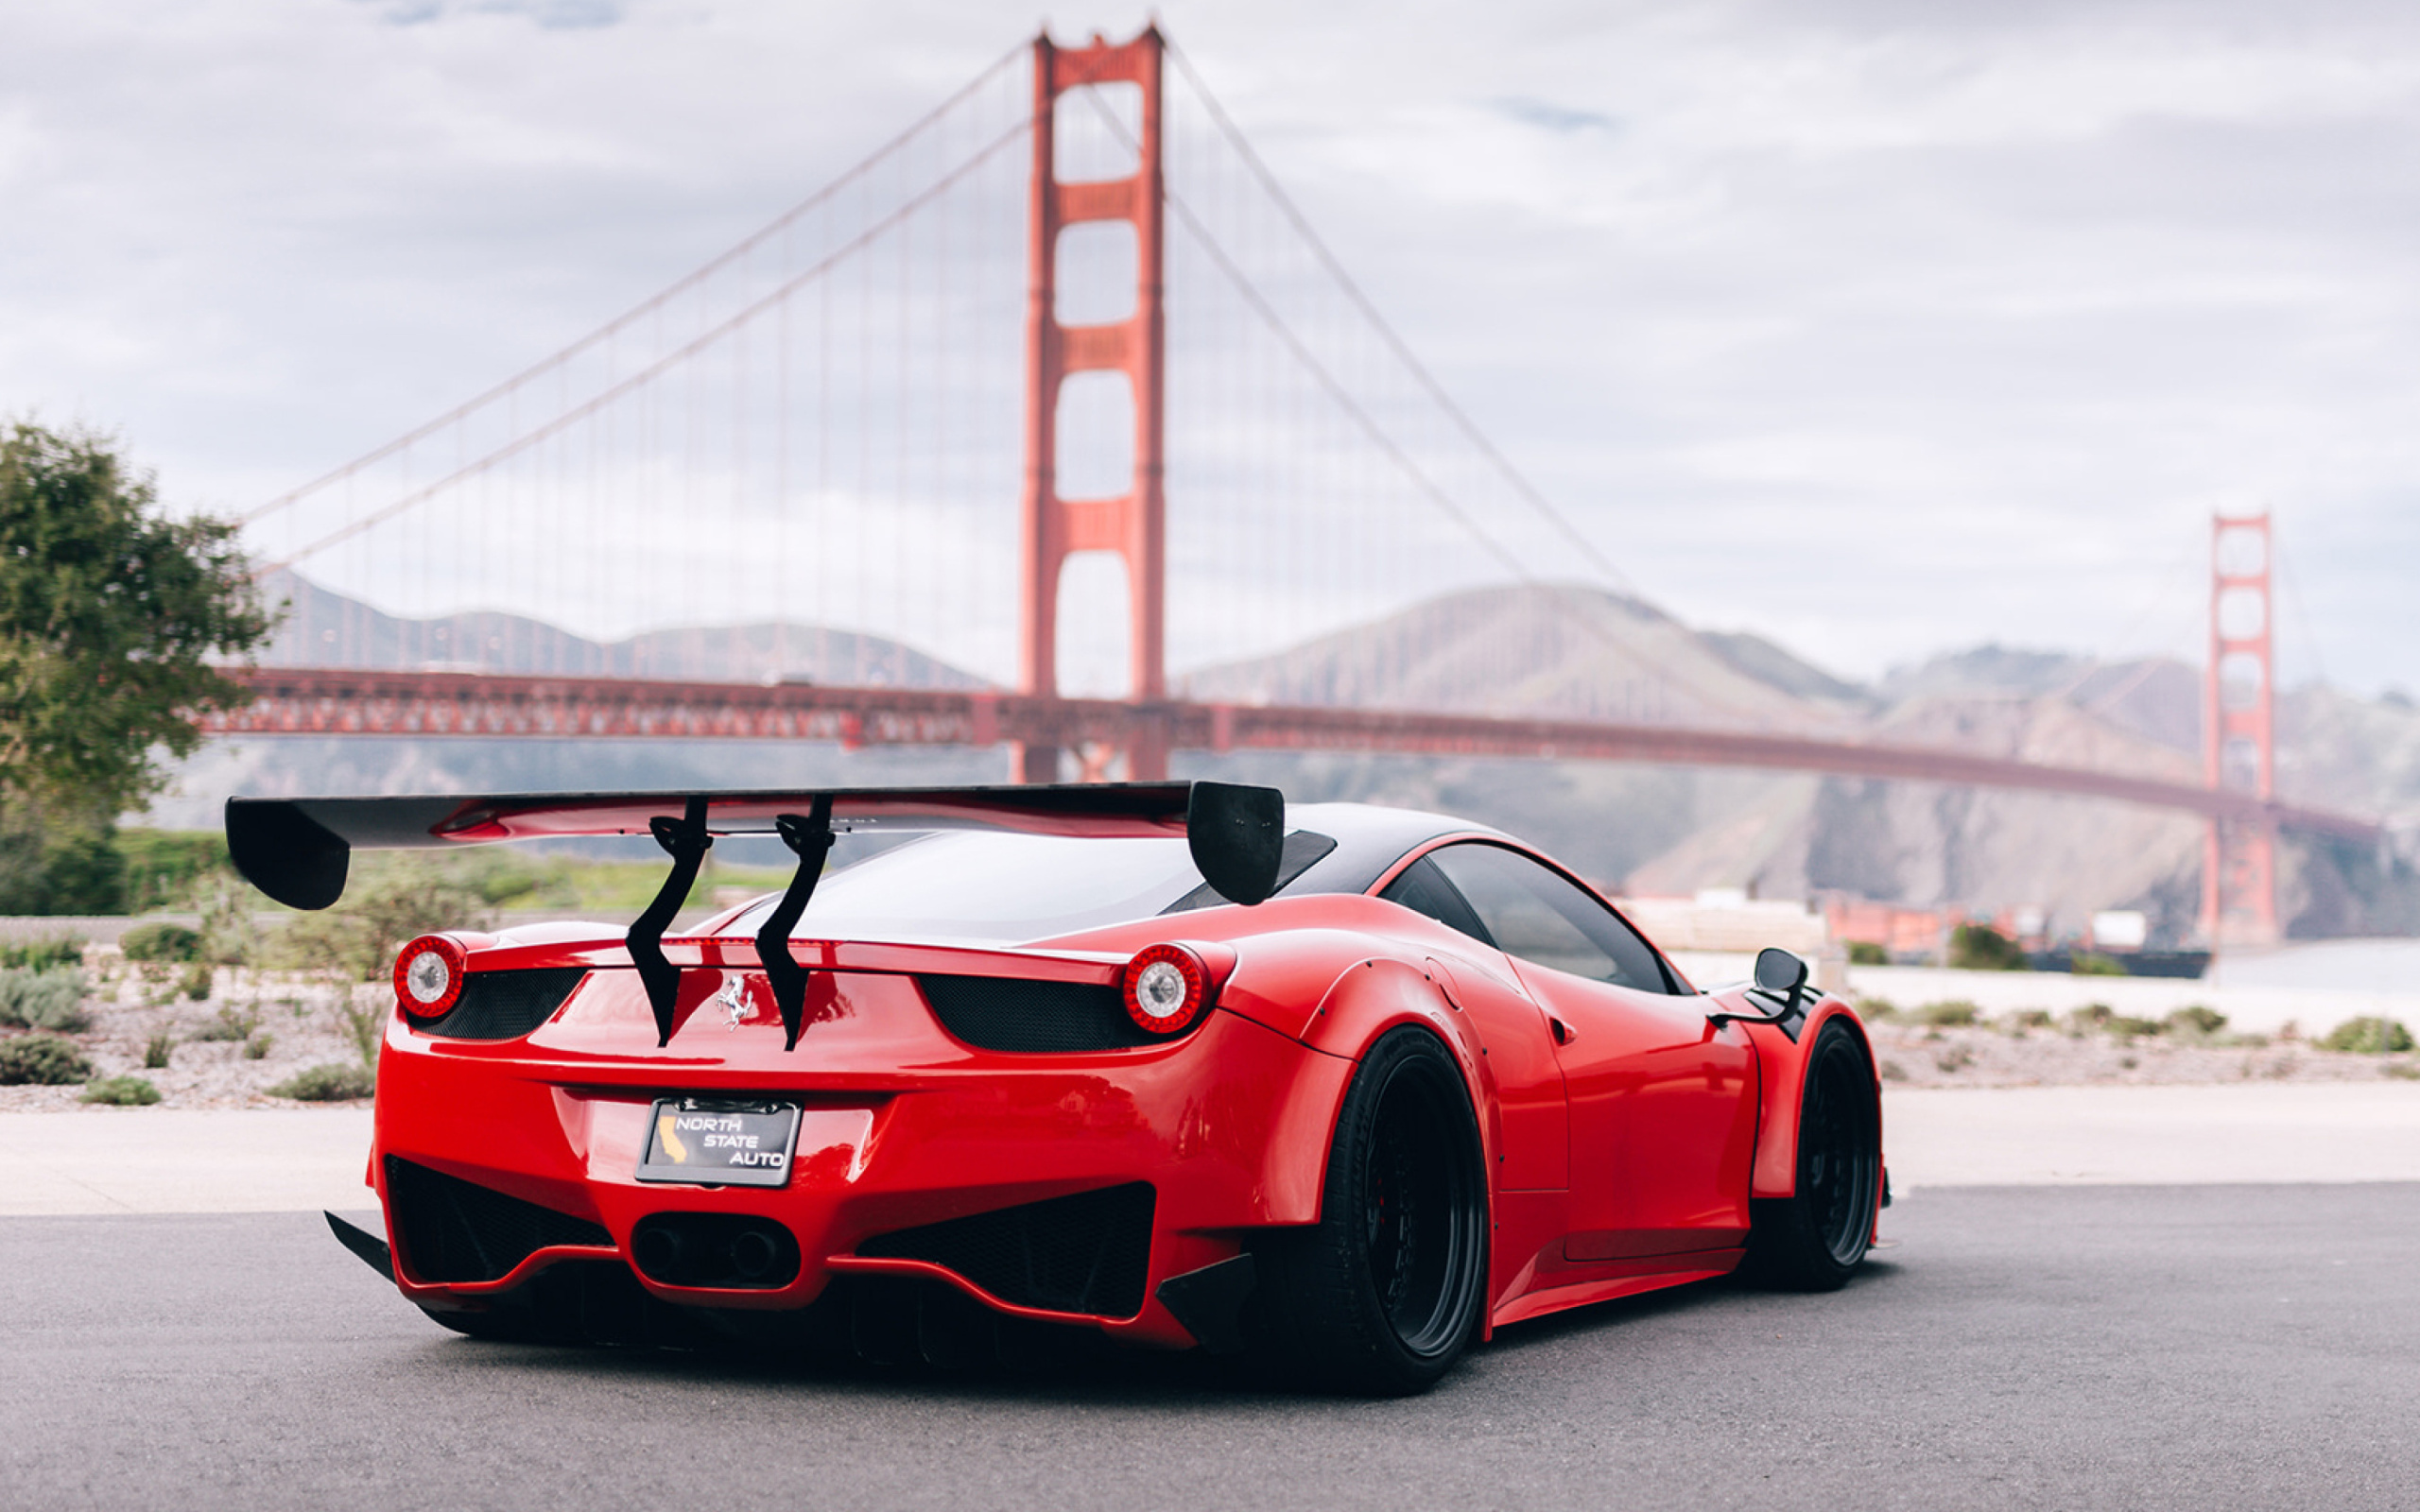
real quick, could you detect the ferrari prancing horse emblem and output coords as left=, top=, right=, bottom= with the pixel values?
left=716, top=975, right=758, bottom=1031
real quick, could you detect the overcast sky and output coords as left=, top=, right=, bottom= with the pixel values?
left=5, top=0, right=2417, bottom=695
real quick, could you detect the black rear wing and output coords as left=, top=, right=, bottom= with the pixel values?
left=224, top=782, right=1287, bottom=1050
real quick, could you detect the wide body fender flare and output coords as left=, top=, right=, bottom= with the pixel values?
left=1744, top=1000, right=1880, bottom=1200
left=1239, top=954, right=1494, bottom=1231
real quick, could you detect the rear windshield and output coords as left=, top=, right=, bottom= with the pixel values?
left=730, top=830, right=1330, bottom=946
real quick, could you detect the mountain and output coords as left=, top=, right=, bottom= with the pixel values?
left=1177, top=584, right=1868, bottom=730
left=252, top=570, right=987, bottom=690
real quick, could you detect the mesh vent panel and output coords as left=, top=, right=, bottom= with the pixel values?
left=385, top=1156, right=612, bottom=1283
left=917, top=975, right=1152, bottom=1053
left=415, top=968, right=588, bottom=1041
left=858, top=1183, right=1155, bottom=1318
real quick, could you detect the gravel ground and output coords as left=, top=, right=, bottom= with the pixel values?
left=1867, top=1013, right=2419, bottom=1088
left=0, top=952, right=369, bottom=1111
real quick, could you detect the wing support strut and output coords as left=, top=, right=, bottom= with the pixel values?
left=755, top=797, right=836, bottom=1051
left=629, top=796, right=711, bottom=1047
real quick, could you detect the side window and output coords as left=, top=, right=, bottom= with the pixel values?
left=1423, top=843, right=1673, bottom=993
left=1377, top=855, right=1491, bottom=946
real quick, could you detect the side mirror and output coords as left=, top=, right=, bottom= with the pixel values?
left=1710, top=947, right=1812, bottom=1030
left=1752, top=947, right=1808, bottom=1006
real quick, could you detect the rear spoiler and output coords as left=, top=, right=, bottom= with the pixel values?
left=224, top=782, right=1286, bottom=1051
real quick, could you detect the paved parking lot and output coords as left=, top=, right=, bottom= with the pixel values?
left=3, top=1182, right=2415, bottom=1510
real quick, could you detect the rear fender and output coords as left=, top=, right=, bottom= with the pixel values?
left=1745, top=999, right=1877, bottom=1198
left=1275, top=957, right=1497, bottom=1216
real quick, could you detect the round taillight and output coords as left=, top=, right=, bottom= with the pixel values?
left=1122, top=943, right=1211, bottom=1036
left=393, top=936, right=467, bottom=1018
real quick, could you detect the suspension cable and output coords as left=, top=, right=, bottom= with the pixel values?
left=1166, top=39, right=1636, bottom=595
left=263, top=118, right=1034, bottom=572
left=244, top=39, right=1029, bottom=527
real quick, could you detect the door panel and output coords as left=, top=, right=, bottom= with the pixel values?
left=1416, top=842, right=1753, bottom=1245
left=1516, top=962, right=1755, bottom=1244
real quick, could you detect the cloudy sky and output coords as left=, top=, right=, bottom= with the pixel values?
left=5, top=0, right=2417, bottom=695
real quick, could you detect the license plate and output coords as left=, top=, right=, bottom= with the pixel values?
left=636, top=1098, right=802, bottom=1188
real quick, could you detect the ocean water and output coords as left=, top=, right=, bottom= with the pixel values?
left=2212, top=938, right=2420, bottom=992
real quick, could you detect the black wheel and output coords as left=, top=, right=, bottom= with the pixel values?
left=1743, top=1018, right=1880, bottom=1291
left=1253, top=1027, right=1490, bottom=1396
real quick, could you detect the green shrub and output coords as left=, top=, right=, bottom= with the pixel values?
left=1918, top=1000, right=1980, bottom=1027
left=2321, top=1017, right=2414, bottom=1055
left=1846, top=940, right=1890, bottom=966
left=0, top=1033, right=95, bottom=1085
left=142, top=1032, right=173, bottom=1069
left=2070, top=952, right=2128, bottom=976
left=1949, top=923, right=2028, bottom=972
left=1853, top=996, right=1898, bottom=1022
left=119, top=922, right=203, bottom=964
left=179, top=961, right=215, bottom=1002
left=0, top=935, right=85, bottom=971
left=0, top=825, right=127, bottom=916
left=2006, top=1008, right=2054, bottom=1031
left=113, top=830, right=232, bottom=915
left=0, top=967, right=90, bottom=1032
left=79, top=1074, right=160, bottom=1107
left=268, top=1062, right=376, bottom=1102
left=2108, top=1015, right=2166, bottom=1039
left=190, top=1004, right=261, bottom=1042
left=2167, top=1005, right=2228, bottom=1037
left=2064, top=1002, right=2115, bottom=1035
left=193, top=870, right=262, bottom=967
left=242, top=1033, right=272, bottom=1061
left=273, top=865, right=492, bottom=984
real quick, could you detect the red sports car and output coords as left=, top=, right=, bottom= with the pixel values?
left=228, top=781, right=1884, bottom=1395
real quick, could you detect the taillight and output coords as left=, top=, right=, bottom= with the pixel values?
left=1122, top=943, right=1214, bottom=1036
left=394, top=936, right=468, bottom=1018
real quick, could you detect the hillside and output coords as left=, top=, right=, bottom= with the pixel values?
left=254, top=570, right=984, bottom=690
left=1177, top=584, right=1867, bottom=730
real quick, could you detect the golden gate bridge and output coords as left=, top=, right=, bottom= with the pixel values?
left=207, top=26, right=2363, bottom=947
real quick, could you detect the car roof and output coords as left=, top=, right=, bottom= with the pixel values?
left=1278, top=801, right=1511, bottom=897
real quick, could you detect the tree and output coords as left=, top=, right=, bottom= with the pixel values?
left=0, top=421, right=273, bottom=818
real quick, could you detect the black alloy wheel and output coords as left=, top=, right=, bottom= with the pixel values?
left=1253, top=1027, right=1489, bottom=1395
left=1743, top=1018, right=1881, bottom=1290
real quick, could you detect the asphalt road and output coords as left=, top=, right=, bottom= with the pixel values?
left=3, top=1186, right=2416, bottom=1511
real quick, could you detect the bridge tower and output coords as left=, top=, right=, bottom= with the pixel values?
left=1013, top=26, right=1169, bottom=783
left=2203, top=512, right=2279, bottom=947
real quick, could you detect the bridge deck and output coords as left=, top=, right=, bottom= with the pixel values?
left=208, top=667, right=2377, bottom=840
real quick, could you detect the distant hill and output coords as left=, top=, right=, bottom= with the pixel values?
left=1179, top=584, right=1868, bottom=730
left=253, top=570, right=988, bottom=690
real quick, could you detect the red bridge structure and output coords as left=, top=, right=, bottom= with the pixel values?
left=215, top=26, right=2366, bottom=948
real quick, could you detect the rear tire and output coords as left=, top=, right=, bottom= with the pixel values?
left=1253, top=1026, right=1489, bottom=1396
left=1743, top=1018, right=1880, bottom=1291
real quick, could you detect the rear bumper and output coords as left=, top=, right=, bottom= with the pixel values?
left=370, top=969, right=1352, bottom=1350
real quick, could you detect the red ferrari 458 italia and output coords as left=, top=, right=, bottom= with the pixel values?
left=228, top=781, right=1884, bottom=1395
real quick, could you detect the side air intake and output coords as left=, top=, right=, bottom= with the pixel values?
left=411, top=968, right=588, bottom=1041
left=857, top=1183, right=1156, bottom=1319
left=917, top=975, right=1158, bottom=1053
left=385, top=1157, right=612, bottom=1283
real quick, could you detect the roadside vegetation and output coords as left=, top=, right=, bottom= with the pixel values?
left=1855, top=994, right=2419, bottom=1088
left=0, top=837, right=791, bottom=1109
